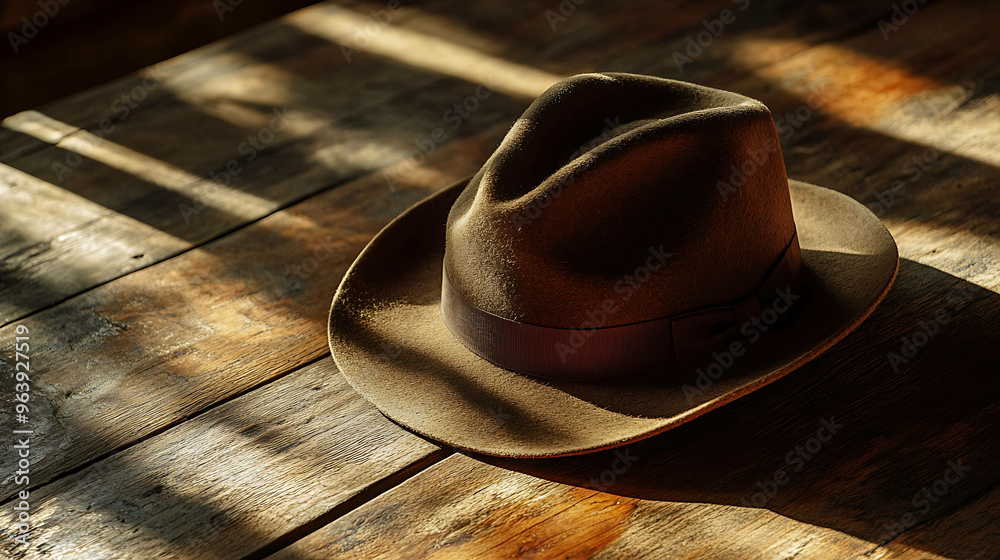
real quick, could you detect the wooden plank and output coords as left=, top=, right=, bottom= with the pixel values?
left=0, top=0, right=328, bottom=116
left=0, top=129, right=44, bottom=161
left=24, top=0, right=883, bottom=132
left=267, top=454, right=881, bottom=559
left=411, top=0, right=893, bottom=85
left=881, top=482, right=1000, bottom=560
left=272, top=447, right=998, bottom=559
left=0, top=162, right=190, bottom=321
left=0, top=358, right=447, bottom=560
left=720, top=0, right=1000, bottom=281
left=0, top=127, right=500, bottom=504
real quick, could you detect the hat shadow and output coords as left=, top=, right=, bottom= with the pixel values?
left=473, top=258, right=1000, bottom=557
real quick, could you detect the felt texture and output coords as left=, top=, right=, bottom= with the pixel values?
left=327, top=74, right=899, bottom=457
left=329, top=180, right=897, bottom=457
left=445, top=73, right=795, bottom=327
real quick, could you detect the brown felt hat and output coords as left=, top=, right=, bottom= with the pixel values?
left=328, top=73, right=898, bottom=458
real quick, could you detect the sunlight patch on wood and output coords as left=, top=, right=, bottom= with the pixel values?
left=733, top=37, right=1000, bottom=169
left=285, top=4, right=565, bottom=100
left=4, top=111, right=275, bottom=222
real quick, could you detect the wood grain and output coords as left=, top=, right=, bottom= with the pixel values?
left=0, top=22, right=523, bottom=326
left=269, top=454, right=881, bottom=560
left=0, top=128, right=499, bottom=504
left=0, top=0, right=325, bottom=116
left=0, top=357, right=447, bottom=560
left=272, top=445, right=997, bottom=559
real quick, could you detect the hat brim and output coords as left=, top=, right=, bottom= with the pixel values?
left=328, top=179, right=898, bottom=458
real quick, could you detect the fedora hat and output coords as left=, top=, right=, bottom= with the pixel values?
left=329, top=73, right=898, bottom=458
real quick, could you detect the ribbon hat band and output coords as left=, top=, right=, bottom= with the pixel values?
left=441, top=232, right=804, bottom=381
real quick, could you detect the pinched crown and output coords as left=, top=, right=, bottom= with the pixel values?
left=444, top=73, right=795, bottom=329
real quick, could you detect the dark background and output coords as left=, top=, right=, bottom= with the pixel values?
left=0, top=0, right=320, bottom=117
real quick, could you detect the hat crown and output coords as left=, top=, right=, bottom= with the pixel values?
left=445, top=73, right=796, bottom=328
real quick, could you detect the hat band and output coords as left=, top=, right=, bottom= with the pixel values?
left=441, top=231, right=803, bottom=381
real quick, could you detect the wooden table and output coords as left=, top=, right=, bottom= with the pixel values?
left=1, top=1, right=998, bottom=558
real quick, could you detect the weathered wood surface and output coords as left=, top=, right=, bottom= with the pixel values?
left=0, top=358, right=446, bottom=560
left=0, top=130, right=498, bottom=503
left=0, top=0, right=325, bottom=116
left=0, top=13, right=524, bottom=326
left=0, top=0, right=997, bottom=558
left=268, top=454, right=892, bottom=559
left=274, top=441, right=999, bottom=560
